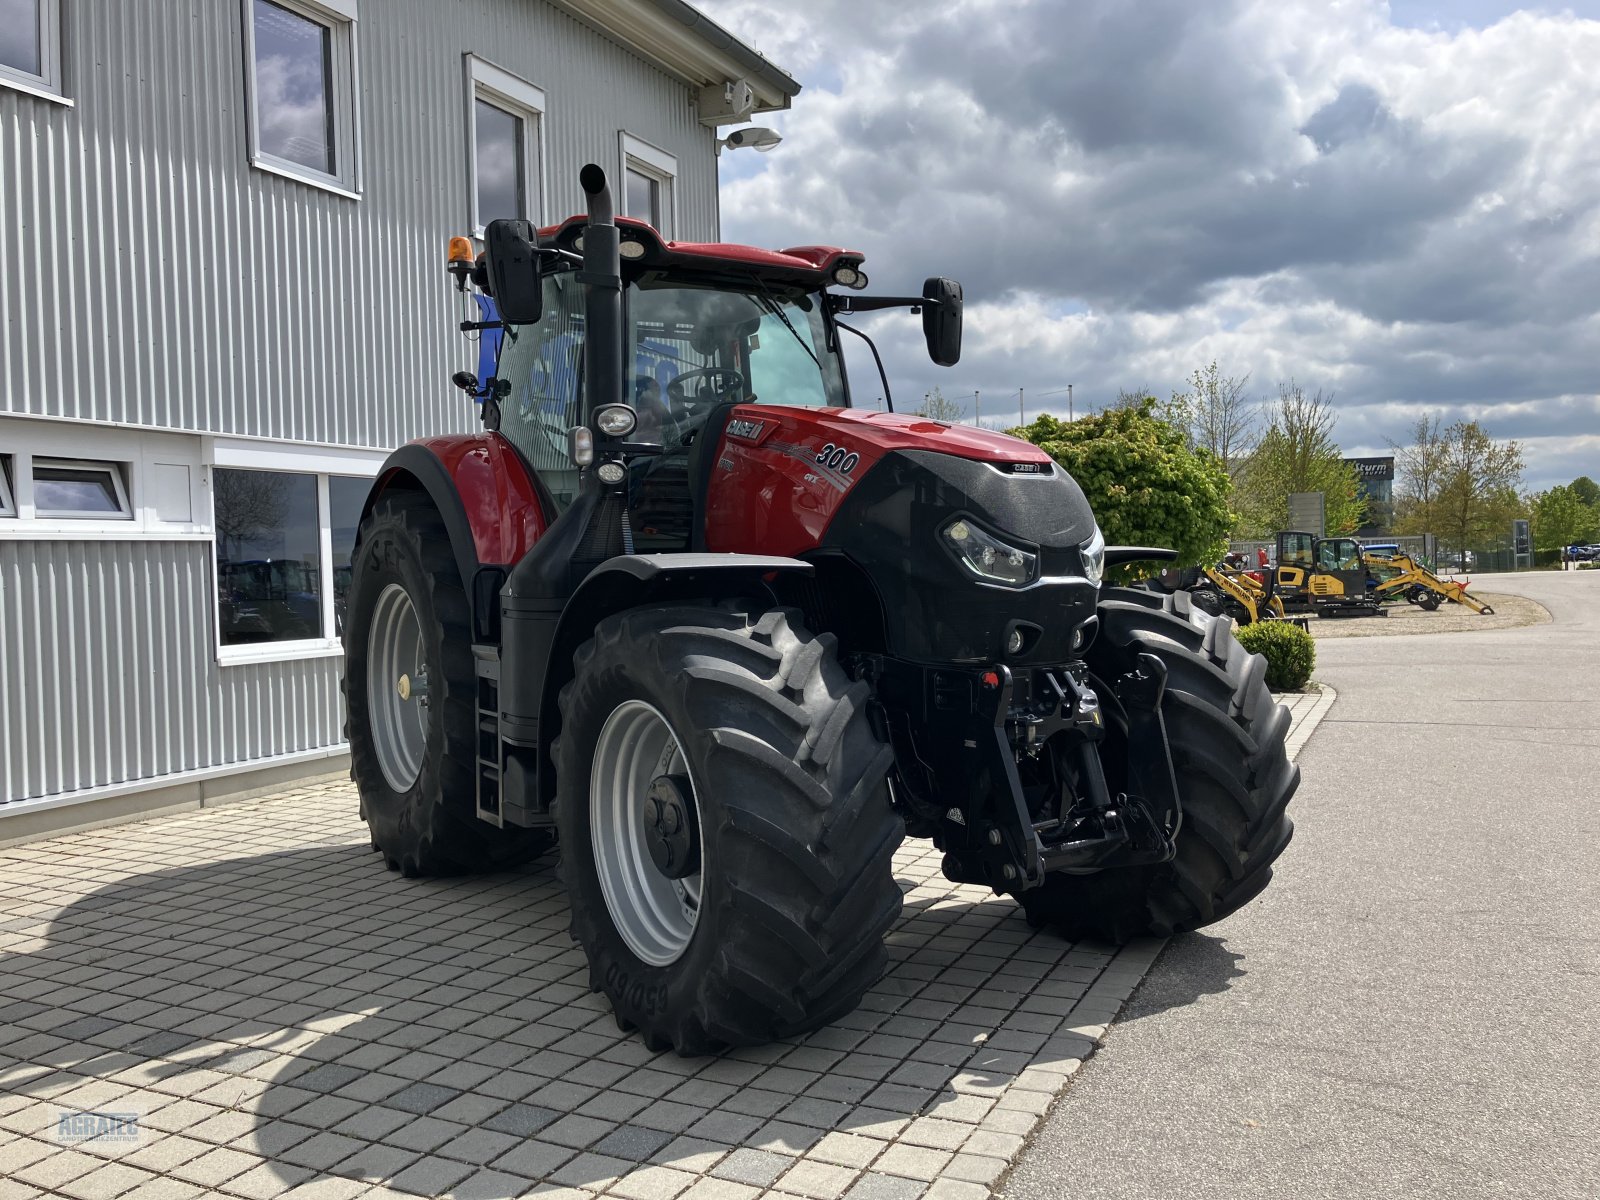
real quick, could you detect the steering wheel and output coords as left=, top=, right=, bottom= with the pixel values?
left=666, top=368, right=746, bottom=423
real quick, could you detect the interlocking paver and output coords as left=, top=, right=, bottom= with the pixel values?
left=0, top=699, right=1337, bottom=1200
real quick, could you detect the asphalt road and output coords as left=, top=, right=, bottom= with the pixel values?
left=1005, top=569, right=1600, bottom=1200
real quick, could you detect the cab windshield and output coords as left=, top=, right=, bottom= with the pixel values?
left=495, top=271, right=846, bottom=511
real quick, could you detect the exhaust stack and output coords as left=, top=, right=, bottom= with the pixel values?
left=579, top=164, right=623, bottom=435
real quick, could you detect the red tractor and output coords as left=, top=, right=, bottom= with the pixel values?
left=344, top=165, right=1297, bottom=1053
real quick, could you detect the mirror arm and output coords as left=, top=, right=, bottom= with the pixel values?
left=834, top=319, right=893, bottom=413
left=827, top=295, right=930, bottom=314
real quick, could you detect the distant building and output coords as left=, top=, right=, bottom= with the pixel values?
left=1346, top=456, right=1395, bottom=534
left=0, top=0, right=797, bottom=836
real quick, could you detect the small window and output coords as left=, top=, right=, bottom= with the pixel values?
left=214, top=468, right=323, bottom=645
left=245, top=0, right=359, bottom=192
left=32, top=459, right=133, bottom=520
left=467, top=56, right=545, bottom=234
left=0, top=456, right=15, bottom=517
left=620, top=133, right=676, bottom=237
left=0, top=0, right=62, bottom=99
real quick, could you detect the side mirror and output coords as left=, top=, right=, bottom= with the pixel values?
left=484, top=219, right=544, bottom=324
left=922, top=277, right=962, bottom=367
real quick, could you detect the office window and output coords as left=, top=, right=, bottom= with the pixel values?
left=215, top=469, right=323, bottom=645
left=32, top=460, right=133, bottom=520
left=0, top=0, right=63, bottom=99
left=467, top=56, right=544, bottom=233
left=619, top=133, right=676, bottom=236
left=245, top=0, right=359, bottom=192
left=0, top=457, right=15, bottom=518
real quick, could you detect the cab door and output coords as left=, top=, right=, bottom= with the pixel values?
left=1313, top=537, right=1369, bottom=602
left=1275, top=531, right=1316, bottom=603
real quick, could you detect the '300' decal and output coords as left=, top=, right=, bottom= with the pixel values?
left=815, top=443, right=860, bottom=474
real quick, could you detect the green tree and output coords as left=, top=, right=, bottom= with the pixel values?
left=1568, top=475, right=1600, bottom=509
left=914, top=386, right=965, bottom=423
left=1427, top=421, right=1524, bottom=553
left=1233, top=380, right=1365, bottom=536
left=1392, top=415, right=1449, bottom=535
left=1010, top=402, right=1234, bottom=579
left=1529, top=484, right=1596, bottom=550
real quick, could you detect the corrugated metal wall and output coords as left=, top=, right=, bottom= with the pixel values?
left=0, top=0, right=720, bottom=449
left=0, top=0, right=726, bottom=807
left=0, top=541, right=344, bottom=806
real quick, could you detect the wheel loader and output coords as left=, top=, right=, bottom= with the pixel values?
left=342, top=165, right=1299, bottom=1053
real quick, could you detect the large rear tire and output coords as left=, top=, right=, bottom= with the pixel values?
left=1020, top=587, right=1299, bottom=942
left=344, top=494, right=552, bottom=875
left=555, top=604, right=902, bottom=1054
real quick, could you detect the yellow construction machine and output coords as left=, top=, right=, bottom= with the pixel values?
left=1269, top=531, right=1495, bottom=616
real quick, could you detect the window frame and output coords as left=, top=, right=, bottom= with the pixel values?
left=30, top=457, right=135, bottom=521
left=241, top=0, right=362, bottom=198
left=619, top=132, right=677, bottom=237
left=207, top=440, right=383, bottom=666
left=0, top=456, right=15, bottom=517
left=465, top=55, right=546, bottom=237
left=0, top=0, right=67, bottom=104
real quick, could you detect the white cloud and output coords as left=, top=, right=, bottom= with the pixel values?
left=706, top=0, right=1600, bottom=488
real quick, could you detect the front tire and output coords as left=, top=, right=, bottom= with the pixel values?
left=555, top=604, right=902, bottom=1054
left=344, top=494, right=552, bottom=875
left=1020, top=587, right=1299, bottom=942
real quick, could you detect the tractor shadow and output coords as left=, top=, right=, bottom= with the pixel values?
left=1110, top=933, right=1246, bottom=1023
left=2, top=842, right=1230, bottom=1196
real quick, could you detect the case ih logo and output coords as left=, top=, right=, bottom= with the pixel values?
left=1009, top=462, right=1045, bottom=474
left=725, top=419, right=766, bottom=441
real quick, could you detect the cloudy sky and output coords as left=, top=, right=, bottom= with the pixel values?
left=703, top=0, right=1600, bottom=490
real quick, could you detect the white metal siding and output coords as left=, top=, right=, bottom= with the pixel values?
left=0, top=0, right=720, bottom=449
left=0, top=540, right=344, bottom=806
left=0, top=0, right=723, bottom=809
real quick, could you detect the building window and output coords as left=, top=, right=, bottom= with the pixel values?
left=0, top=457, right=15, bottom=518
left=31, top=459, right=134, bottom=520
left=619, top=133, right=676, bottom=236
left=244, top=0, right=360, bottom=193
left=0, top=0, right=63, bottom=100
left=467, top=56, right=545, bottom=234
left=213, top=466, right=370, bottom=656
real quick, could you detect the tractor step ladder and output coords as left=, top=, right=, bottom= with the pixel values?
left=472, top=645, right=504, bottom=827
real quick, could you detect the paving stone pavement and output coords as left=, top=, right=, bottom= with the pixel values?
left=0, top=693, right=1330, bottom=1200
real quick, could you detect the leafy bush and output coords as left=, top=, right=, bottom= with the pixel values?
left=1234, top=621, right=1316, bottom=692
left=1008, top=403, right=1234, bottom=584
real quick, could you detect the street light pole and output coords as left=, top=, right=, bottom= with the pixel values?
left=1018, top=387, right=1024, bottom=427
left=1068, top=383, right=1074, bottom=421
left=974, top=390, right=980, bottom=427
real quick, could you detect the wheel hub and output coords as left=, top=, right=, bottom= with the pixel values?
left=643, top=774, right=700, bottom=879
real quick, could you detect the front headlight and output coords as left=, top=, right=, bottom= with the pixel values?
left=1081, top=525, right=1106, bottom=586
left=942, top=518, right=1038, bottom=587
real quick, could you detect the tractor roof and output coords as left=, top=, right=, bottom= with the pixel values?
left=540, top=215, right=864, bottom=288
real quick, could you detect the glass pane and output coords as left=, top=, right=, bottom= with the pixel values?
left=0, top=0, right=40, bottom=76
left=626, top=168, right=660, bottom=228
left=214, top=469, right=323, bottom=645
left=253, top=0, right=334, bottom=175
left=497, top=271, right=587, bottom=511
left=475, top=99, right=525, bottom=225
left=328, top=476, right=369, bottom=637
left=33, top=465, right=126, bottom=516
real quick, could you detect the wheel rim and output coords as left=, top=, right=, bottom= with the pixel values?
left=590, top=700, right=704, bottom=967
left=367, top=583, right=429, bottom=793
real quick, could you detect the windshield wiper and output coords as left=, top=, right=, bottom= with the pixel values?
left=746, top=274, right=822, bottom=371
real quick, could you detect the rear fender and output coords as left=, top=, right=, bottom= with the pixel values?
left=361, top=436, right=552, bottom=640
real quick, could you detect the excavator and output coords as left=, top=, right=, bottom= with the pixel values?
left=1270, top=531, right=1495, bottom=616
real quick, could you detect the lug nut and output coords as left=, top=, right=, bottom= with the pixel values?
left=987, top=829, right=1002, bottom=846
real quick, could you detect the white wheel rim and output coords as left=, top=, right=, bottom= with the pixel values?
left=590, top=700, right=704, bottom=966
left=367, top=583, right=428, bottom=792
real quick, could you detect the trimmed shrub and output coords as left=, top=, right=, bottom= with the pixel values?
left=1235, top=620, right=1316, bottom=692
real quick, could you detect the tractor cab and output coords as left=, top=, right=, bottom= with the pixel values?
left=1274, top=530, right=1379, bottom=615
